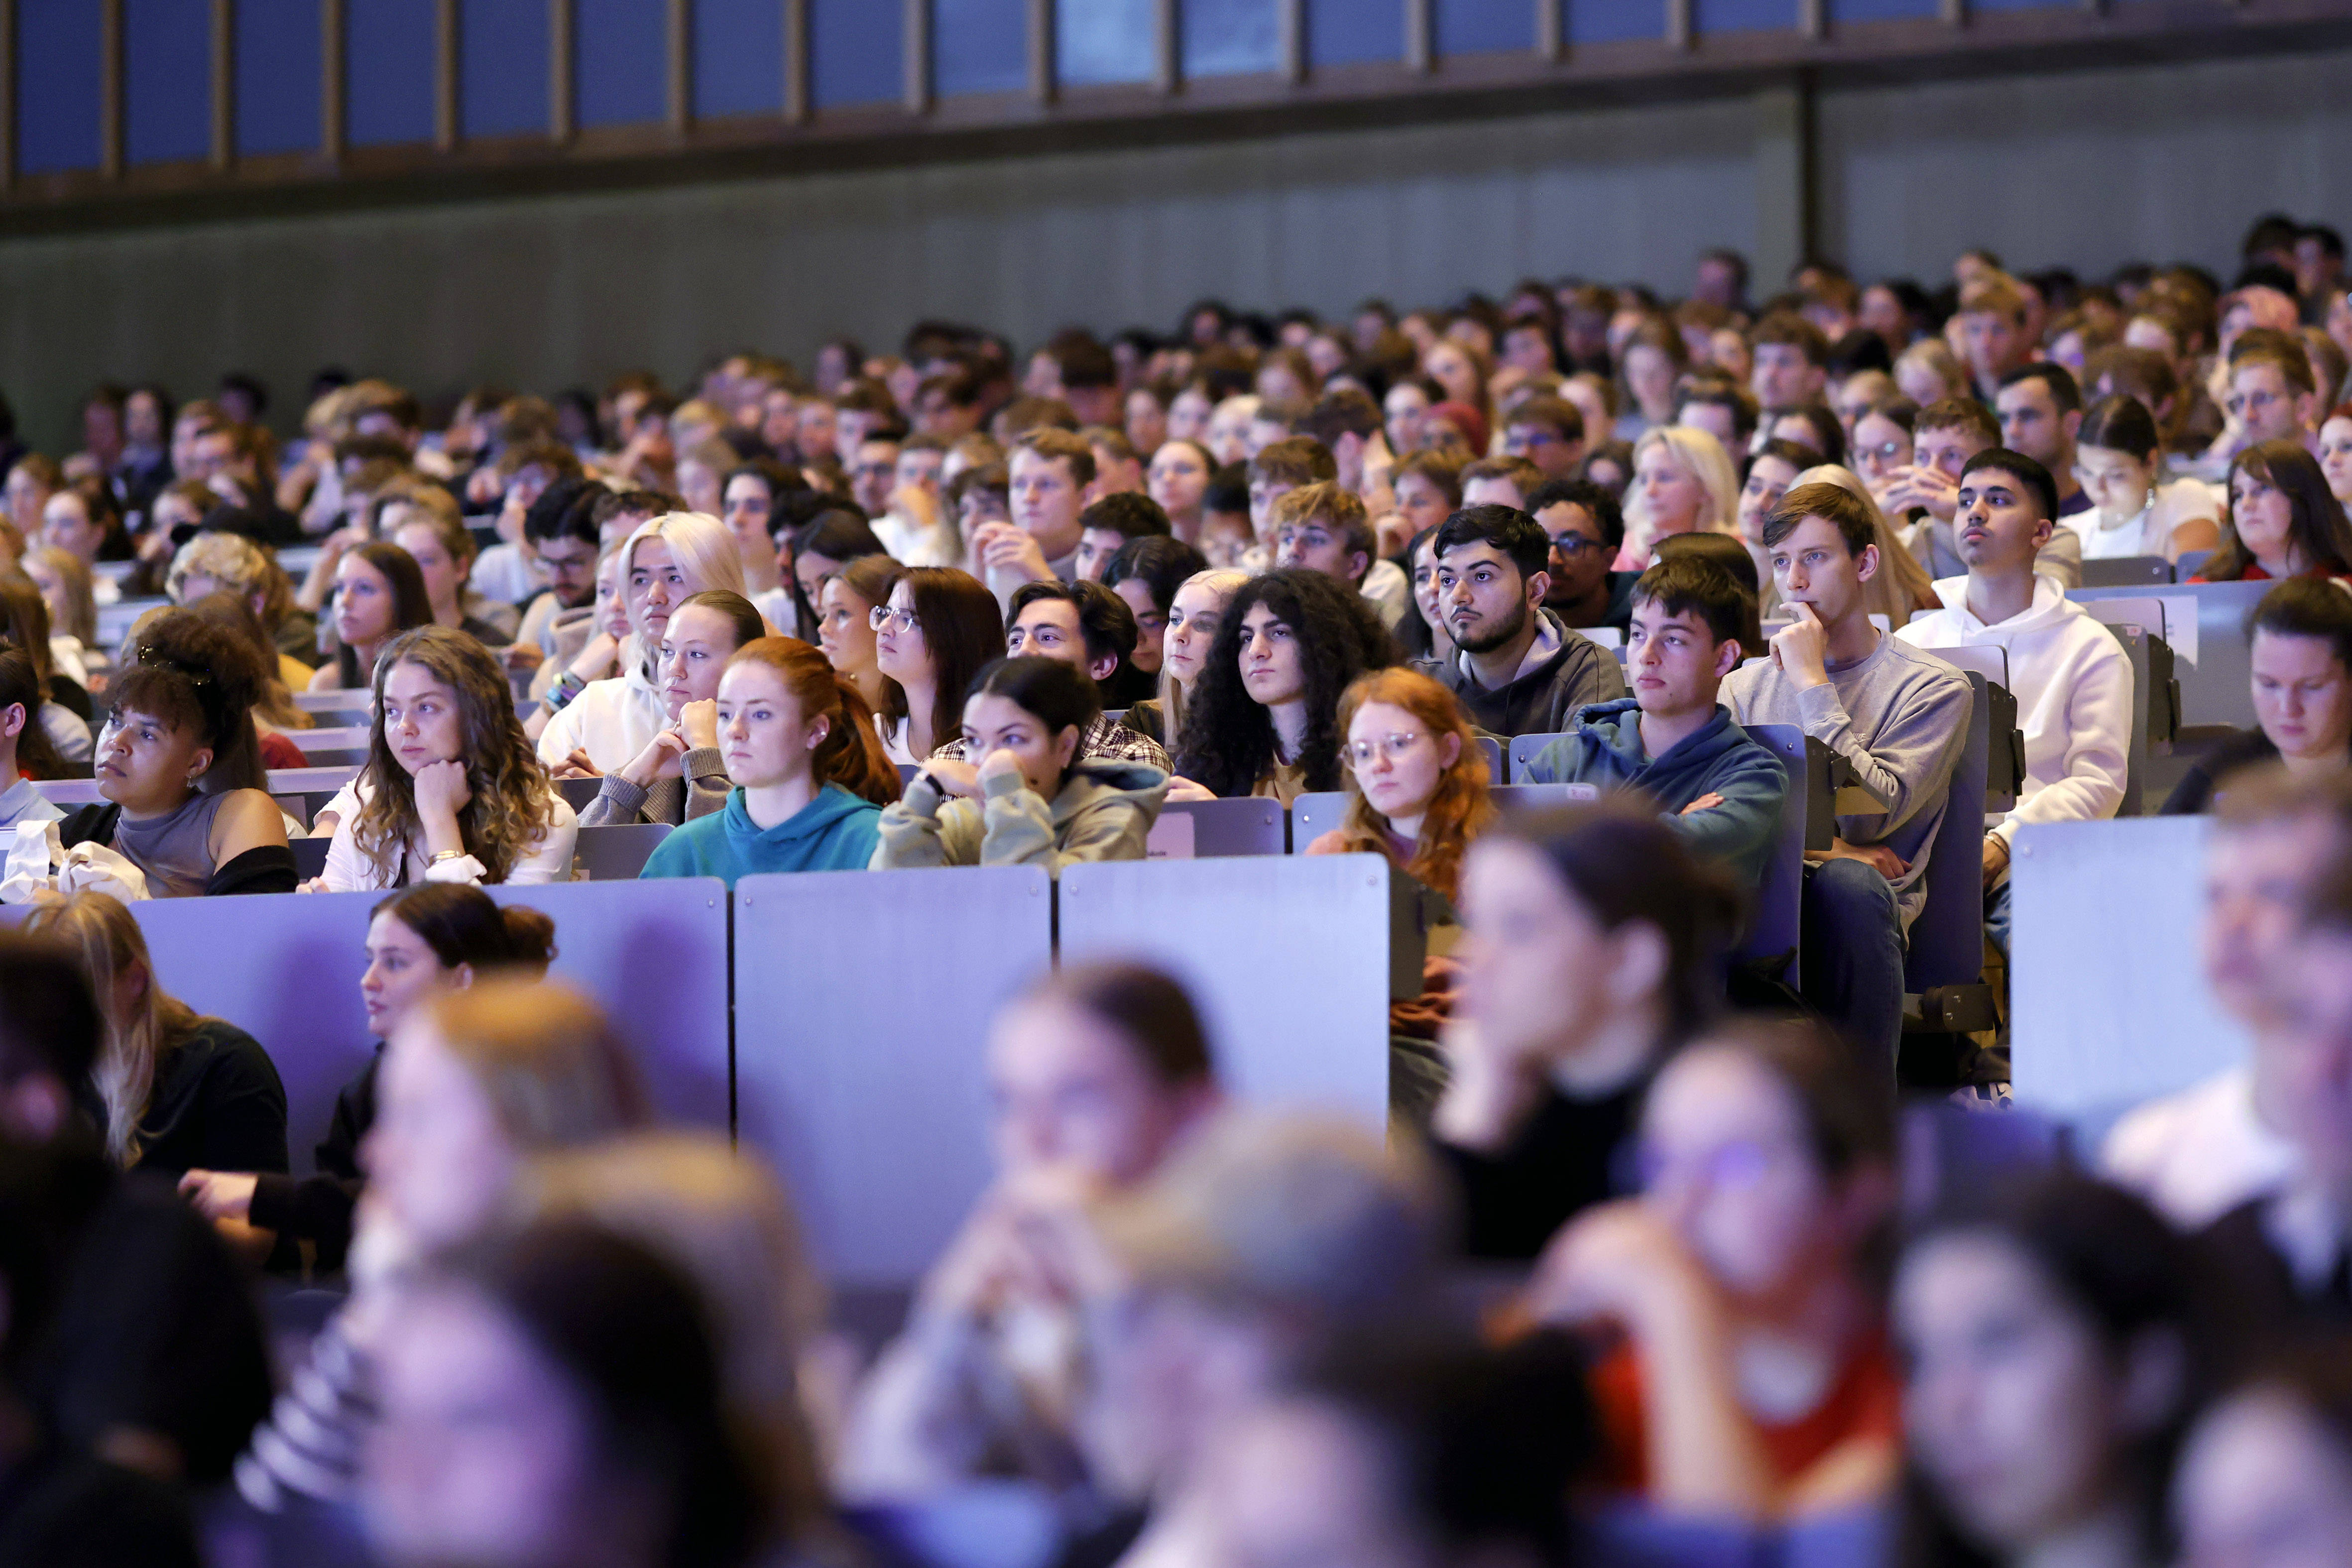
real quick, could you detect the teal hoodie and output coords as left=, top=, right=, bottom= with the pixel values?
left=638, top=783, right=883, bottom=887
left=1519, top=698, right=1790, bottom=886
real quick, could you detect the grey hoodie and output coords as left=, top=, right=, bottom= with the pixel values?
left=1519, top=699, right=1790, bottom=887
left=873, top=757, right=1171, bottom=874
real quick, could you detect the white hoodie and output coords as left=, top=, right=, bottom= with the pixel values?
left=1896, top=574, right=2133, bottom=845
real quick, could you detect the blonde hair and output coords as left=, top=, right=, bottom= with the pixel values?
left=1158, top=568, right=1250, bottom=739
left=619, top=512, right=748, bottom=679
left=424, top=979, right=653, bottom=1150
left=1775, top=464, right=1938, bottom=630
left=525, top=1131, right=828, bottom=1531
left=22, top=892, right=202, bottom=1167
left=1623, top=425, right=1740, bottom=560
left=23, top=544, right=97, bottom=645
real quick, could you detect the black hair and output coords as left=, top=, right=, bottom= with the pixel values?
left=1769, top=402, right=1847, bottom=466
left=522, top=476, right=603, bottom=549
left=2074, top=394, right=2160, bottom=465
left=1998, top=359, right=2084, bottom=416
left=0, top=930, right=101, bottom=1094
left=787, top=509, right=888, bottom=640
left=1431, top=503, right=1549, bottom=582
left=1009, top=578, right=1138, bottom=669
left=1827, top=328, right=1893, bottom=377
left=1637, top=552, right=1755, bottom=649
left=1102, top=534, right=1211, bottom=616
left=1077, top=490, right=1172, bottom=542
left=1202, top=463, right=1250, bottom=516
left=1524, top=478, right=1626, bottom=550
left=111, top=605, right=270, bottom=793
left=1173, top=568, right=1400, bottom=798
left=1961, top=446, right=2061, bottom=526
left=0, top=646, right=64, bottom=781
left=964, top=654, right=1102, bottom=745
left=2248, top=576, right=2352, bottom=672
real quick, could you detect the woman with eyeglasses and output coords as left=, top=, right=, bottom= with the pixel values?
left=814, top=554, right=899, bottom=717
left=1101, top=534, right=1210, bottom=744
left=580, top=590, right=765, bottom=829
left=1304, top=667, right=1494, bottom=904
left=1522, top=1022, right=1902, bottom=1521
left=1848, top=395, right=1917, bottom=515
left=870, top=566, right=1004, bottom=765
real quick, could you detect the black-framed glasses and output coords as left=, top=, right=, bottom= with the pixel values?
left=1549, top=534, right=1606, bottom=557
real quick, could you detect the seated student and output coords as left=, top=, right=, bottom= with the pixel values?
left=536, top=511, right=747, bottom=771
left=1194, top=461, right=1256, bottom=571
left=310, top=540, right=435, bottom=693
left=1617, top=425, right=1742, bottom=569
left=180, top=884, right=558, bottom=1275
left=932, top=578, right=1170, bottom=765
left=870, top=565, right=1003, bottom=765
left=780, top=508, right=887, bottom=643
left=1520, top=557, right=1790, bottom=886
left=317, top=626, right=578, bottom=890
left=1273, top=481, right=1411, bottom=631
left=719, top=459, right=806, bottom=616
left=22, top=545, right=102, bottom=687
left=0, top=647, right=68, bottom=826
left=580, top=590, right=765, bottom=828
left=876, top=655, right=1168, bottom=871
left=1070, top=490, right=1172, bottom=583
left=1145, top=436, right=1216, bottom=549
left=175, top=590, right=313, bottom=771
left=384, top=485, right=516, bottom=646
left=1529, top=1023, right=1899, bottom=1520
left=234, top=982, right=651, bottom=1515
left=1099, top=534, right=1211, bottom=739
left=1769, top=462, right=1943, bottom=632
left=2072, top=392, right=2221, bottom=564
left=22, top=890, right=287, bottom=1183
left=0, top=933, right=275, bottom=1490
left=1418, top=503, right=1627, bottom=737
left=0, top=574, right=92, bottom=764
left=836, top=961, right=1222, bottom=1501
left=1895, top=1174, right=2198, bottom=1568
left=1896, top=449, right=2133, bottom=951
left=1723, top=481, right=1970, bottom=1074
left=638, top=637, right=897, bottom=885
left=59, top=609, right=295, bottom=896
left=1172, top=568, right=1399, bottom=804
left=1130, top=566, right=1249, bottom=753
left=1882, top=396, right=2084, bottom=590
left=1305, top=665, right=1494, bottom=902
left=1432, top=801, right=1738, bottom=1261
left=2173, top=1343, right=2352, bottom=1568
left=970, top=428, right=1093, bottom=606
left=1529, top=477, right=1639, bottom=633
left=506, top=478, right=604, bottom=685
left=1501, top=392, right=1590, bottom=482
left=2166, top=580, right=2352, bottom=813
left=2105, top=768, right=2340, bottom=1230
left=2191, top=439, right=2352, bottom=583
left=1459, top=454, right=1547, bottom=515
left=813, top=553, right=897, bottom=716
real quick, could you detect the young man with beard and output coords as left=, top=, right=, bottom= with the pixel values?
left=1416, top=503, right=1625, bottom=736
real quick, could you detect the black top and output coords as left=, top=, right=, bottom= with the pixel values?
left=28, top=1149, right=274, bottom=1486
left=459, top=612, right=515, bottom=650
left=1431, top=1077, right=1646, bottom=1262
left=1549, top=571, right=1642, bottom=636
left=248, top=1051, right=377, bottom=1273
left=2197, top=1197, right=2352, bottom=1368
left=129, top=1019, right=289, bottom=1184
left=56, top=805, right=300, bottom=897
left=0, top=1443, right=200, bottom=1568
left=2161, top=727, right=2280, bottom=815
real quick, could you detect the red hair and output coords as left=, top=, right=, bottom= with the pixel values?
left=724, top=637, right=902, bottom=806
left=1330, top=667, right=1494, bottom=901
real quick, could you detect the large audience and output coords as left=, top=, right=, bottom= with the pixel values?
left=0, top=212, right=2350, bottom=1567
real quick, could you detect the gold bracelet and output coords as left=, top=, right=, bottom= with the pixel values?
left=430, top=848, right=469, bottom=864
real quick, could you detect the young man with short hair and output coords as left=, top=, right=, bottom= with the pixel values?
left=1749, top=313, right=1830, bottom=412
left=1244, top=436, right=1338, bottom=570
left=974, top=428, right=1096, bottom=607
left=1500, top=396, right=1587, bottom=481
left=1993, top=362, right=2092, bottom=521
left=1418, top=503, right=1626, bottom=736
left=1896, top=448, right=2133, bottom=955
left=1083, top=426, right=1147, bottom=502
left=1722, top=481, right=1972, bottom=1073
left=1297, top=386, right=1391, bottom=500
left=1073, top=491, right=1173, bottom=583
left=1271, top=482, right=1410, bottom=629
left=1519, top=556, right=1788, bottom=883
left=849, top=432, right=904, bottom=518
left=1459, top=455, right=1546, bottom=513
left=1883, top=396, right=2081, bottom=587
left=944, top=579, right=1169, bottom=759
left=1673, top=380, right=1759, bottom=455
left=1956, top=273, right=2036, bottom=400
left=2222, top=327, right=2323, bottom=455
left=1527, top=478, right=1638, bottom=633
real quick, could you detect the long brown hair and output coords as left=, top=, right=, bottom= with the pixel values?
left=724, top=636, right=902, bottom=806
left=333, top=541, right=434, bottom=688
left=2207, top=439, right=2352, bottom=581
left=21, top=891, right=204, bottom=1167
left=1328, top=667, right=1494, bottom=901
left=882, top=566, right=1003, bottom=748
left=354, top=626, right=555, bottom=882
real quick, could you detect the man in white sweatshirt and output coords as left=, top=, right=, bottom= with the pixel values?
left=1896, top=447, right=2134, bottom=952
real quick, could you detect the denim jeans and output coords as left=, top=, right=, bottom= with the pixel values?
left=1802, top=857, right=1908, bottom=1081
left=1984, top=878, right=2012, bottom=957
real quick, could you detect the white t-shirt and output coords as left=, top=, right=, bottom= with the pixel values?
left=2101, top=1066, right=2297, bottom=1229
left=535, top=664, right=667, bottom=774
left=318, top=776, right=578, bottom=891
left=2074, top=477, right=2221, bottom=562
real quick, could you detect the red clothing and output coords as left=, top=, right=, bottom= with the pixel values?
left=1591, top=1328, right=1902, bottom=1496
left=258, top=730, right=307, bottom=771
left=2189, top=561, right=2352, bottom=584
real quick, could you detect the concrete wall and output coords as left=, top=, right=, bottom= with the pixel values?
left=1, top=43, right=2349, bottom=449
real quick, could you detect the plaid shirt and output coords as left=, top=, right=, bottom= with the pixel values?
left=929, top=713, right=1171, bottom=773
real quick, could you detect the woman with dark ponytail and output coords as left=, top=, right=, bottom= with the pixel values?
left=639, top=635, right=899, bottom=886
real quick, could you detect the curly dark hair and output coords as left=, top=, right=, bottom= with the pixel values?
left=1173, top=568, right=1399, bottom=798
